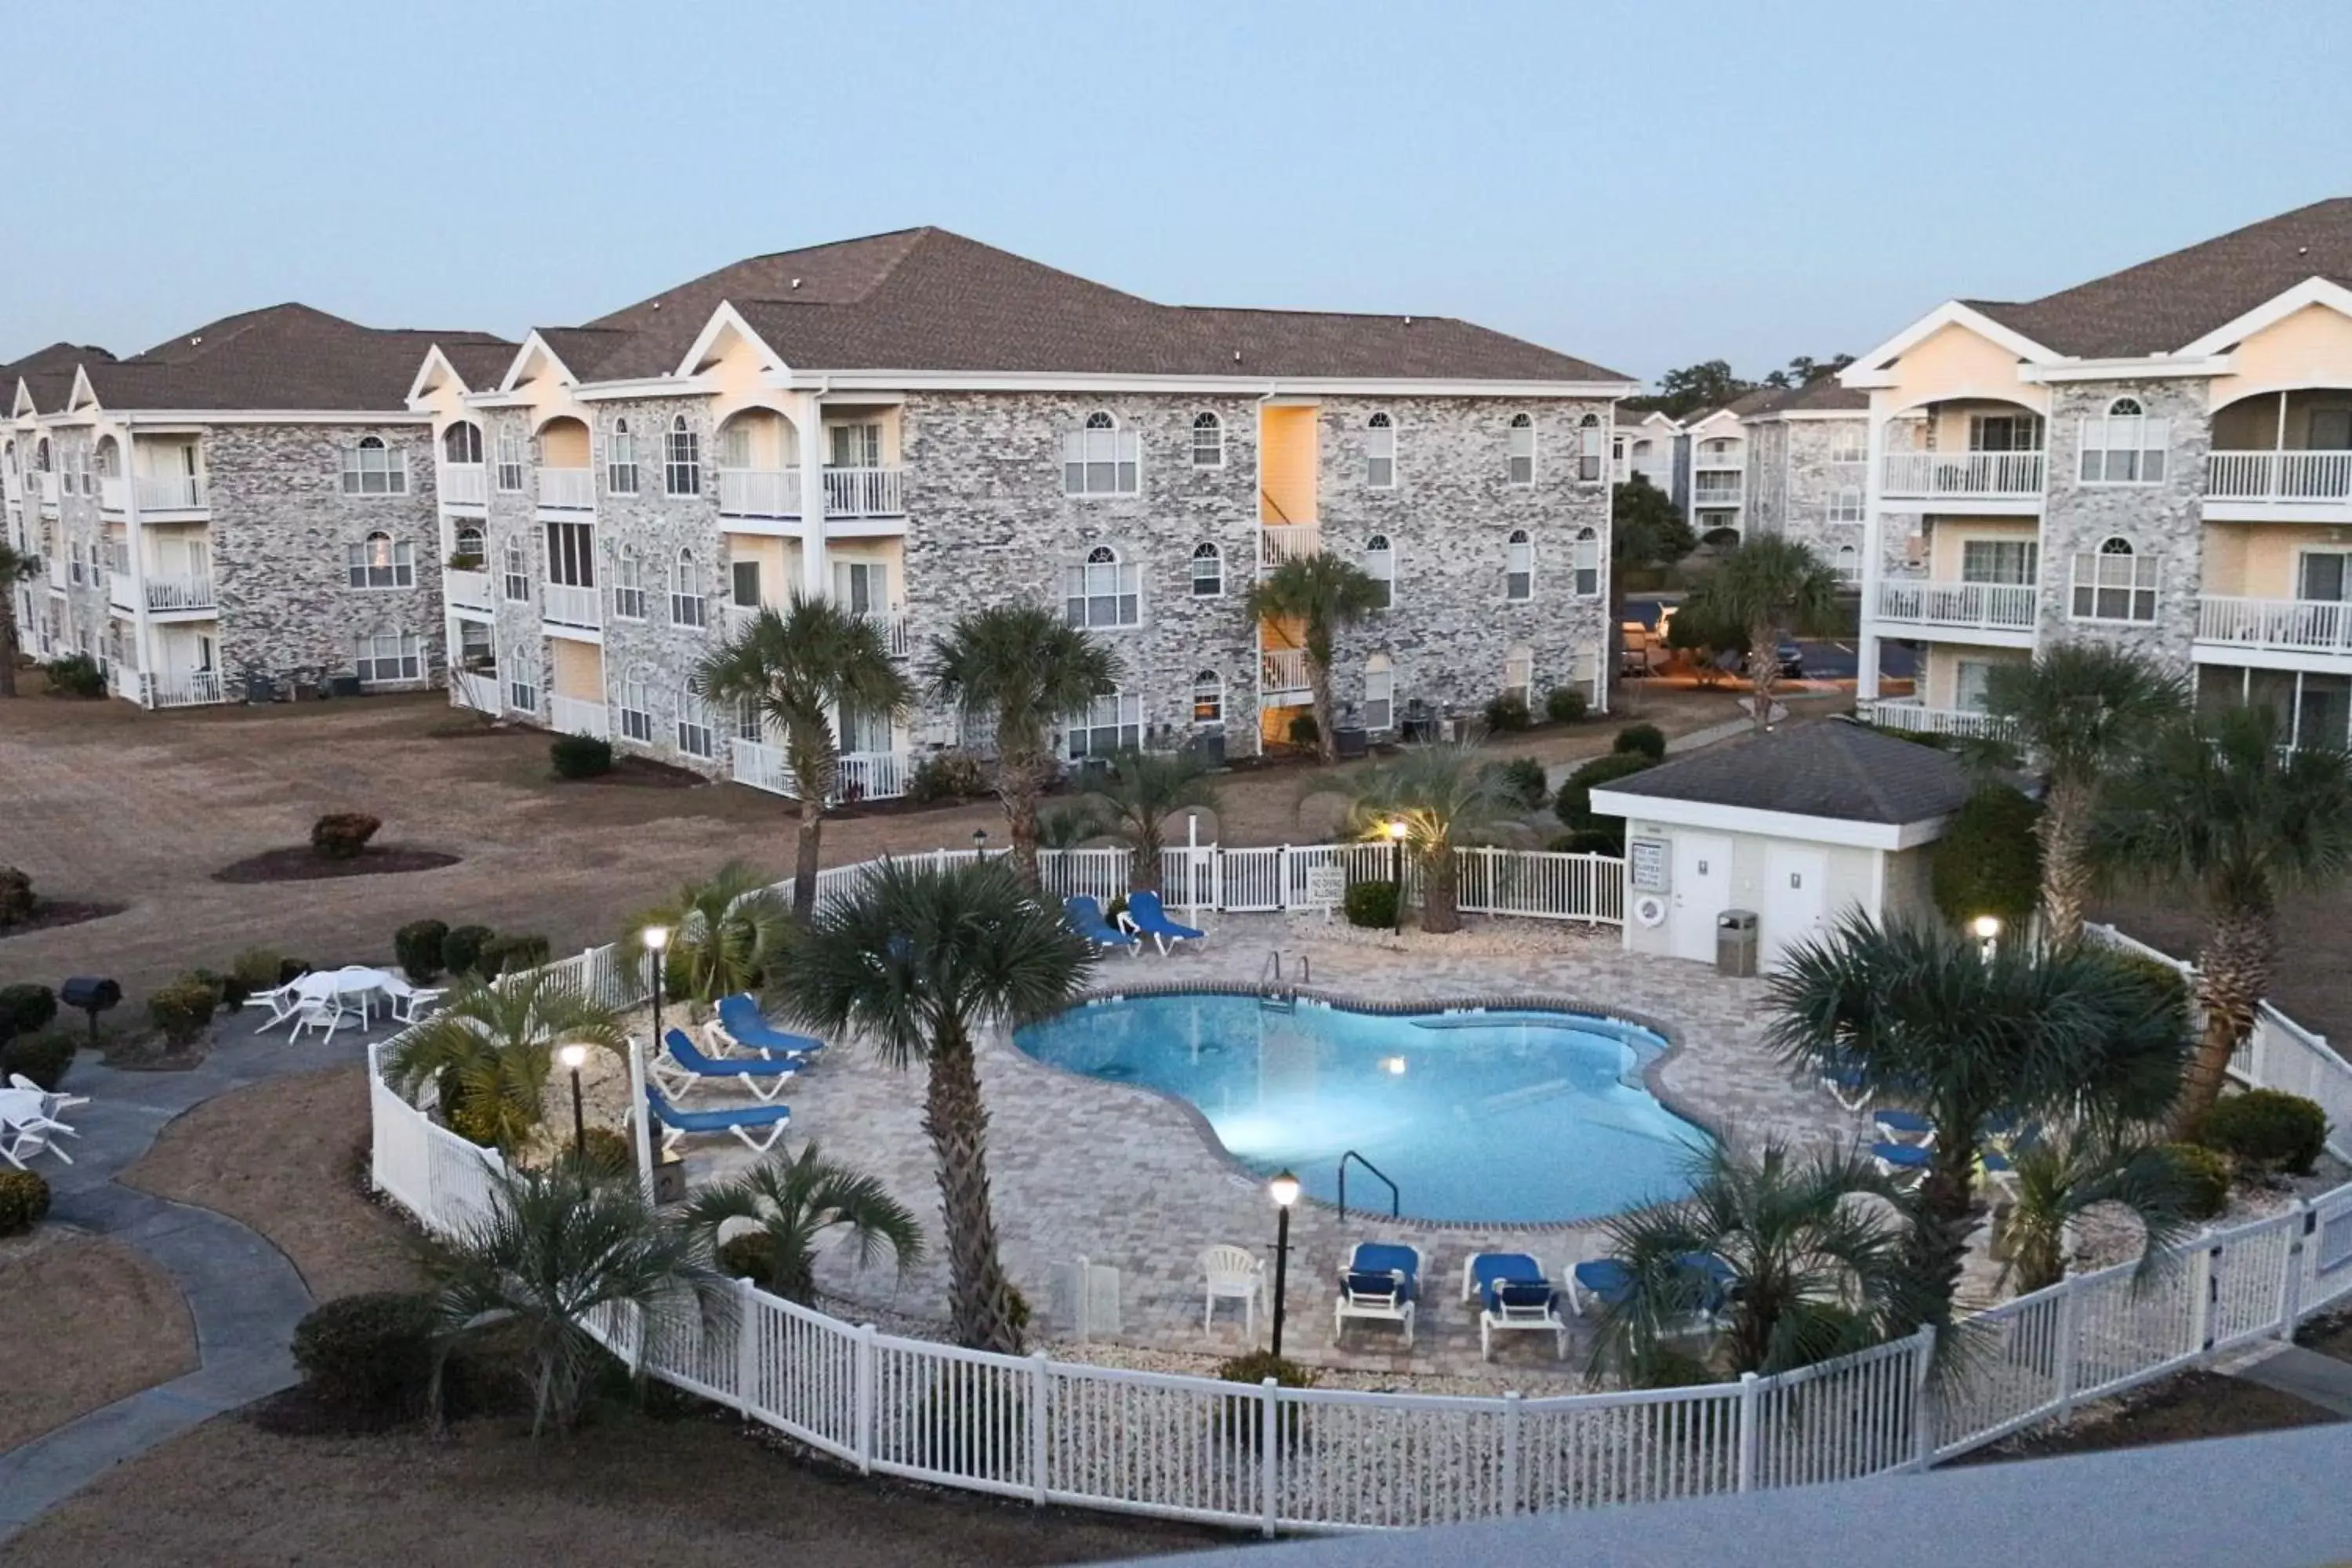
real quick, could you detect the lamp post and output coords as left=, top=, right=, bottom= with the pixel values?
left=1972, top=913, right=2002, bottom=964
left=1385, top=818, right=1409, bottom=936
left=1268, top=1169, right=1300, bottom=1357
left=972, top=826, right=988, bottom=860
left=558, top=1043, right=590, bottom=1168
left=642, top=924, right=671, bottom=1044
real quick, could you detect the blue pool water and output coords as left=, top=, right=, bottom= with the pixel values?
left=1012, top=993, right=1711, bottom=1225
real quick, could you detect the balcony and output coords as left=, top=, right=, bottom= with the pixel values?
left=548, top=694, right=610, bottom=739
left=1693, top=450, right=1742, bottom=471
left=99, top=477, right=127, bottom=514
left=542, top=581, right=601, bottom=630
left=2203, top=451, right=2352, bottom=521
left=1258, top=523, right=1322, bottom=570
left=451, top=670, right=499, bottom=714
left=732, top=739, right=909, bottom=802
left=824, top=465, right=903, bottom=517
left=37, top=474, right=58, bottom=512
left=2196, top=596, right=2352, bottom=660
left=147, top=575, right=216, bottom=615
left=147, top=670, right=227, bottom=708
left=439, top=463, right=488, bottom=508
left=717, top=467, right=802, bottom=520
left=108, top=572, right=138, bottom=612
left=536, top=466, right=595, bottom=510
left=134, top=474, right=209, bottom=514
left=1261, top=647, right=1312, bottom=701
left=1882, top=451, right=2044, bottom=503
left=1863, top=698, right=2013, bottom=741
left=1693, top=482, right=1744, bottom=509
left=865, top=608, right=910, bottom=658
left=1875, top=578, right=2038, bottom=637
left=446, top=568, right=494, bottom=614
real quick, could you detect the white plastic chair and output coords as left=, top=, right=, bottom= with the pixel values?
left=248, top=981, right=305, bottom=1033
left=0, top=1117, right=73, bottom=1169
left=9, top=1073, right=89, bottom=1123
left=290, top=993, right=350, bottom=1044
left=378, top=977, right=444, bottom=1025
left=1200, top=1244, right=1265, bottom=1338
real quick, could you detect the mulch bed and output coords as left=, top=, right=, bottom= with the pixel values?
left=0, top=900, right=126, bottom=940
left=212, top=845, right=461, bottom=884
left=1955, top=1369, right=2339, bottom=1465
left=100, top=1038, right=210, bottom=1072
left=564, top=756, right=707, bottom=790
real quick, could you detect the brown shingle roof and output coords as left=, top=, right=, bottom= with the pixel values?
left=1593, top=720, right=1973, bottom=826
left=6, top=342, right=116, bottom=412
left=1965, top=197, right=2352, bottom=358
left=82, top=303, right=510, bottom=412
left=1769, top=377, right=1867, bottom=413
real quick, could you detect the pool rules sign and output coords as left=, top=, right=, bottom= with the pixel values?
left=1628, top=837, right=1670, bottom=892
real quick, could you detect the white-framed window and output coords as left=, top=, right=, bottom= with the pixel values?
left=458, top=619, right=492, bottom=670
left=735, top=698, right=767, bottom=746
left=1365, top=412, right=1396, bottom=489
left=614, top=545, right=646, bottom=620
left=502, top=539, right=530, bottom=602
left=68, top=539, right=85, bottom=585
left=1062, top=544, right=1140, bottom=628
left=719, top=421, right=753, bottom=470
left=1062, top=411, right=1139, bottom=496
left=453, top=523, right=485, bottom=560
left=1504, top=528, right=1533, bottom=601
left=34, top=438, right=51, bottom=473
left=1190, top=542, right=1223, bottom=597
left=671, top=548, right=707, bottom=627
left=353, top=630, right=421, bottom=684
left=1364, top=534, right=1394, bottom=608
left=1828, top=485, right=1865, bottom=523
left=93, top=440, right=118, bottom=478
left=506, top=644, right=539, bottom=713
left=829, top=422, right=882, bottom=470
left=543, top=519, right=595, bottom=589
left=1577, top=413, right=1604, bottom=481
left=1065, top=691, right=1142, bottom=760
left=1970, top=412, right=2044, bottom=452
left=1962, top=539, right=2038, bottom=585
left=1632, top=438, right=1652, bottom=459
left=443, top=421, right=483, bottom=464
left=340, top=435, right=408, bottom=495
left=346, top=530, right=414, bottom=590
left=1508, top=412, right=1536, bottom=486
left=1611, top=435, right=1626, bottom=464
left=2071, top=535, right=2158, bottom=622
left=1835, top=544, right=1860, bottom=584
left=1955, top=658, right=1996, bottom=715
left=1828, top=427, right=1867, bottom=465
left=608, top=418, right=640, bottom=495
left=1571, top=526, right=1599, bottom=596
left=1191, top=670, right=1223, bottom=726
left=1363, top=655, right=1394, bottom=731
left=495, top=430, right=526, bottom=492
left=665, top=416, right=701, bottom=496
left=2078, top=397, right=2169, bottom=484
left=1504, top=645, right=1534, bottom=706
left=618, top=666, right=653, bottom=743
left=1191, top=412, right=1224, bottom=468
left=677, top=679, right=715, bottom=758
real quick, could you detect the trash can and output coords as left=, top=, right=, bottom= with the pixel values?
left=1715, top=910, right=1759, bottom=978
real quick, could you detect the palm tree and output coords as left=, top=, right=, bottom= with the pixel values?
left=2096, top=703, right=2352, bottom=1134
left=1338, top=742, right=1523, bottom=934
left=1082, top=749, right=1219, bottom=894
left=767, top=857, right=1091, bottom=1352
left=1768, top=914, right=2190, bottom=1334
left=427, top=1167, right=720, bottom=1437
left=626, top=859, right=786, bottom=1014
left=1971, top=645, right=2187, bottom=948
left=931, top=604, right=1120, bottom=891
left=0, top=540, right=38, bottom=698
left=1998, top=1126, right=2195, bottom=1295
left=1589, top=1138, right=1915, bottom=1380
left=1243, top=553, right=1387, bottom=763
left=1679, top=535, right=1842, bottom=728
left=698, top=593, right=912, bottom=921
left=681, top=1140, right=924, bottom=1305
left=383, top=975, right=626, bottom=1155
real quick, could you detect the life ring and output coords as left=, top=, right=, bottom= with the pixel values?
left=1633, top=894, right=1668, bottom=928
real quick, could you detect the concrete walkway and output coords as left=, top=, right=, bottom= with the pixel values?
left=0, top=1021, right=383, bottom=1542
left=2230, top=1343, right=2352, bottom=1418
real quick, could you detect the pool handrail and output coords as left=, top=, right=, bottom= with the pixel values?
left=1338, top=1148, right=1400, bottom=1223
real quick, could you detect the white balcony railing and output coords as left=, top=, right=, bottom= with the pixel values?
left=1261, top=647, right=1312, bottom=699
left=445, top=568, right=494, bottom=613
left=440, top=463, right=488, bottom=506
left=542, top=580, right=601, bottom=629
left=1880, top=451, right=2045, bottom=500
left=2197, top=595, right=2352, bottom=655
left=717, top=467, right=802, bottom=518
left=1258, top=523, right=1323, bottom=569
left=146, top=575, right=216, bottom=613
left=536, top=466, right=596, bottom=510
left=822, top=465, right=903, bottom=517
left=548, top=694, right=610, bottom=739
left=135, top=474, right=208, bottom=511
left=107, top=572, right=138, bottom=612
left=732, top=739, right=909, bottom=802
left=2204, top=450, right=2352, bottom=503
left=99, top=476, right=128, bottom=512
left=1693, top=484, right=1744, bottom=507
left=865, top=608, right=911, bottom=658
left=147, top=670, right=226, bottom=708
left=725, top=602, right=762, bottom=639
left=1875, top=578, right=2038, bottom=631
left=1863, top=699, right=2013, bottom=740
left=452, top=670, right=500, bottom=714
left=1693, top=452, right=1742, bottom=470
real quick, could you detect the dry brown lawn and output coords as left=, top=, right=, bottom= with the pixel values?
left=0, top=1232, right=196, bottom=1452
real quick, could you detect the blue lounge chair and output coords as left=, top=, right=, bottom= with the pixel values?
left=1872, top=1141, right=1932, bottom=1181
left=1064, top=896, right=1141, bottom=956
left=643, top=1083, right=791, bottom=1158
left=713, top=993, right=827, bottom=1061
left=1334, top=1241, right=1424, bottom=1346
left=1820, top=1062, right=1872, bottom=1112
left=1118, top=890, right=1205, bottom=955
left=1874, top=1108, right=1934, bottom=1145
left=1568, top=1258, right=1635, bottom=1316
left=1460, top=1251, right=1566, bottom=1361
left=650, top=1027, right=798, bottom=1104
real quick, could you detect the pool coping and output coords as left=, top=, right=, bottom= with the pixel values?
left=1000, top=982, right=1720, bottom=1236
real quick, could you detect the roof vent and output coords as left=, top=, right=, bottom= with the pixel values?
left=2299, top=245, right=2310, bottom=256
left=651, top=299, right=661, bottom=310
left=1403, top=316, right=1414, bottom=325
left=189, top=335, right=202, bottom=347
left=791, top=278, right=804, bottom=290
left=1232, top=350, right=1242, bottom=362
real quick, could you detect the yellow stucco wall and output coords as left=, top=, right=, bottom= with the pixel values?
left=1260, top=405, right=1317, bottom=524
left=2209, top=304, right=2352, bottom=409
left=1921, top=643, right=2027, bottom=710
left=2200, top=521, right=2352, bottom=599
left=537, top=417, right=591, bottom=467
left=1927, top=517, right=2041, bottom=578
left=1882, top=323, right=2045, bottom=416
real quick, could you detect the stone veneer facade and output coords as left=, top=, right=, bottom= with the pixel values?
left=1744, top=415, right=1870, bottom=574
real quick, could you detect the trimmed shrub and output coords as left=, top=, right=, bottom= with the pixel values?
left=1215, top=1350, right=1316, bottom=1449
left=441, top=924, right=495, bottom=978
left=187, top=966, right=254, bottom=1014
left=290, top=1292, right=440, bottom=1425
left=1489, top=756, right=1549, bottom=811
left=477, top=932, right=552, bottom=979
left=278, top=958, right=314, bottom=986
left=1554, top=752, right=1657, bottom=828
left=908, top=750, right=987, bottom=804
left=2156, top=1142, right=2233, bottom=1220
left=0, top=1169, right=50, bottom=1236
left=1484, top=692, right=1532, bottom=733
left=716, top=1232, right=777, bottom=1283
left=1287, top=713, right=1319, bottom=747
left=0, top=982, right=58, bottom=1041
left=558, top=1126, right=635, bottom=1180
left=1549, top=827, right=1625, bottom=855
left=230, top=948, right=287, bottom=998
left=550, top=733, right=614, bottom=779
left=1, top=1028, right=78, bottom=1091
left=1613, top=723, right=1668, bottom=761
left=310, top=812, right=383, bottom=861
left=147, top=976, right=220, bottom=1048
left=1544, top=686, right=1589, bottom=725
left=1930, top=783, right=2042, bottom=931
left=42, top=653, right=105, bottom=698
left=1629, top=1347, right=1725, bottom=1389
left=2106, top=952, right=2194, bottom=1041
left=1343, top=879, right=1400, bottom=930
left=2196, top=1090, right=2329, bottom=1178
left=0, top=866, right=33, bottom=927
left=1214, top=1350, right=1316, bottom=1388
left=394, top=920, right=449, bottom=985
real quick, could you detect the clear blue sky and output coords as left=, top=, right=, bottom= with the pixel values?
left=8, top=0, right=2348, bottom=384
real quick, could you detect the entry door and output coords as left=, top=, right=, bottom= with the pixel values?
left=1762, top=845, right=1828, bottom=968
left=1670, top=833, right=1731, bottom=962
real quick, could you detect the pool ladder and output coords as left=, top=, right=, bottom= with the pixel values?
left=1258, top=952, right=1309, bottom=1010
left=1337, top=1149, right=1400, bottom=1224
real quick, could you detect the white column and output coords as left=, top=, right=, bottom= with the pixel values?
left=121, top=424, right=155, bottom=706
left=1857, top=405, right=1887, bottom=703
left=793, top=392, right=827, bottom=597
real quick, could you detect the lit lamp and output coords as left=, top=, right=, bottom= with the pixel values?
left=1972, top=913, right=2002, bottom=963
left=642, top=924, right=672, bottom=1044
left=1385, top=818, right=1410, bottom=936
left=1267, top=1170, right=1301, bottom=1357
left=973, top=826, right=988, bottom=858
left=557, top=1043, right=590, bottom=1168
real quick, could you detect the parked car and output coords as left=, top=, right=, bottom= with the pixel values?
left=1777, top=641, right=1805, bottom=679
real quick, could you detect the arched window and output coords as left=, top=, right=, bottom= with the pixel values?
left=502, top=539, right=530, bottom=602
left=672, top=548, right=707, bottom=626
left=340, top=434, right=408, bottom=495
left=353, top=630, right=421, bottom=684
left=2081, top=397, right=2168, bottom=484
left=1062, top=411, right=1138, bottom=495
left=1571, top=525, right=1599, bottom=597
left=346, top=528, right=414, bottom=589
left=664, top=416, right=701, bottom=496
left=1504, top=645, right=1534, bottom=706
left=443, top=421, right=483, bottom=464
left=2071, top=535, right=2158, bottom=622
left=452, top=524, right=485, bottom=562
left=613, top=543, right=646, bottom=619
left=1364, top=412, right=1396, bottom=488
left=618, top=665, right=653, bottom=743
left=608, top=418, right=639, bottom=495
left=1190, top=541, right=1223, bottom=597
left=1632, top=438, right=1652, bottom=458
left=1835, top=544, right=1860, bottom=584
left=1363, top=655, right=1394, bottom=731
left=34, top=438, right=51, bottom=472
left=677, top=677, right=715, bottom=758
left=1192, top=670, right=1223, bottom=726
left=1504, top=528, right=1533, bottom=601
left=1828, top=426, right=1867, bottom=466
left=1363, top=534, right=1394, bottom=608
left=506, top=641, right=539, bottom=714
left=735, top=698, right=767, bottom=746
left=1063, top=543, right=1139, bottom=627
left=494, top=427, right=526, bottom=492
left=1191, top=412, right=1224, bottom=468
left=93, top=438, right=118, bottom=477
left=1508, top=412, right=1536, bottom=486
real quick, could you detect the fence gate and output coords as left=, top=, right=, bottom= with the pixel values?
left=1220, top=847, right=1283, bottom=912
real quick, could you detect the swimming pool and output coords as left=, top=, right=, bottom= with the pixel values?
left=1011, top=993, right=1711, bottom=1225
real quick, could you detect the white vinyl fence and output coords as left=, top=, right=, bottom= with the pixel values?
left=363, top=873, right=2352, bottom=1536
